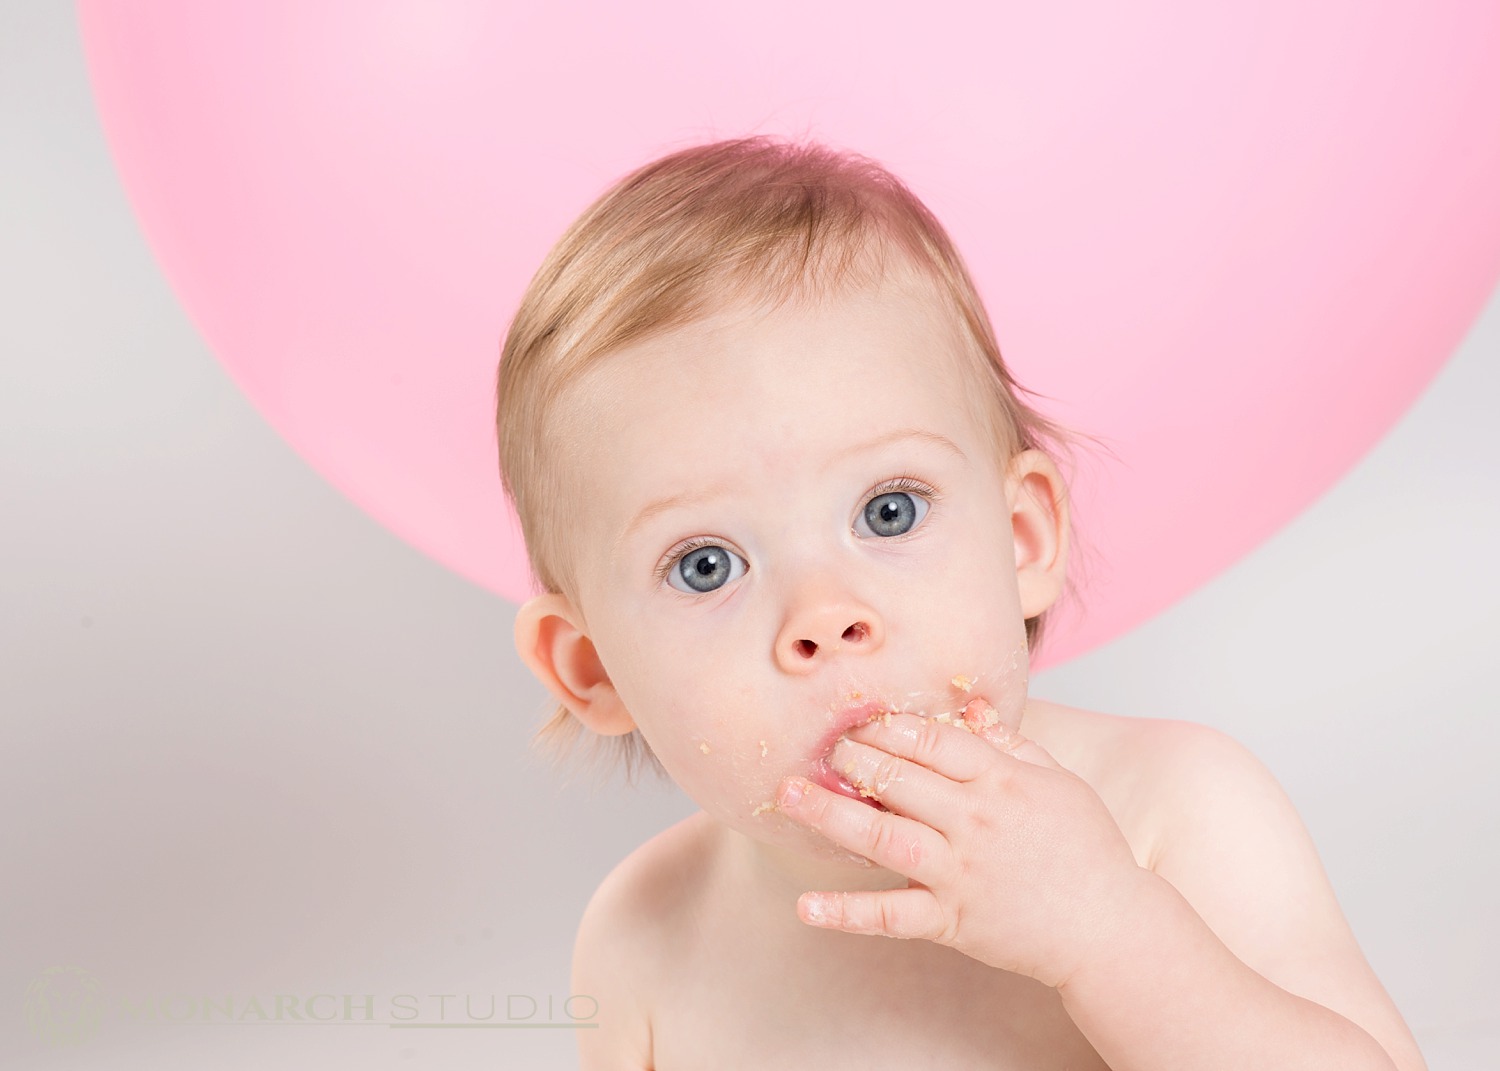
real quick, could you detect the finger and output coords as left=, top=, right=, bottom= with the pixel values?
left=798, top=885, right=947, bottom=941
left=778, top=776, right=949, bottom=882
left=841, top=709, right=999, bottom=782
left=827, top=735, right=965, bottom=829
left=961, top=699, right=1068, bottom=772
left=997, top=735, right=1067, bottom=771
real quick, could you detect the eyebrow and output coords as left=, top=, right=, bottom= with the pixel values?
left=617, top=427, right=966, bottom=546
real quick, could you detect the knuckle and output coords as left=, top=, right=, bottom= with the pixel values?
left=914, top=721, right=944, bottom=765
left=867, top=815, right=897, bottom=859
left=963, top=806, right=993, bottom=839
left=939, top=903, right=964, bottom=946
left=952, top=850, right=975, bottom=889
left=977, top=765, right=1011, bottom=799
left=805, top=794, right=832, bottom=830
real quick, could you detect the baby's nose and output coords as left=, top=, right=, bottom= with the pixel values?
left=780, top=606, right=882, bottom=672
left=791, top=621, right=872, bottom=661
left=772, top=564, right=886, bottom=672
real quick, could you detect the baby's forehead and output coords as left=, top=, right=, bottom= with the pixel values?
left=571, top=307, right=985, bottom=469
left=552, top=266, right=1004, bottom=486
left=602, top=270, right=968, bottom=372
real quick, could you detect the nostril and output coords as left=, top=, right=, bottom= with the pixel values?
left=791, top=624, right=868, bottom=661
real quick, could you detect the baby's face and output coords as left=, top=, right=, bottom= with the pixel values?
left=564, top=274, right=1036, bottom=867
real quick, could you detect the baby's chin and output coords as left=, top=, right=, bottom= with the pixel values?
left=715, top=787, right=886, bottom=871
left=749, top=819, right=882, bottom=871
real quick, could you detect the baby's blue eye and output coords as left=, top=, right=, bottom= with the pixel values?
left=667, top=544, right=747, bottom=595
left=660, top=480, right=936, bottom=595
left=855, top=490, right=930, bottom=538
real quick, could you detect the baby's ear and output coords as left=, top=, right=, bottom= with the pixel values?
left=1004, top=449, right=1071, bottom=619
left=512, top=593, right=637, bottom=736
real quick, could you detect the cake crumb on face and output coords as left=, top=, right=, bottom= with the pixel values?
left=759, top=740, right=768, bottom=758
left=951, top=674, right=975, bottom=692
left=699, top=741, right=711, bottom=754
left=750, top=800, right=777, bottom=817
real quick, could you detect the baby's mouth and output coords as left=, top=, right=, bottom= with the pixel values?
left=804, top=695, right=903, bottom=811
left=810, top=754, right=889, bottom=812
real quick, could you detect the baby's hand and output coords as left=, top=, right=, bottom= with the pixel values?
left=776, top=700, right=1153, bottom=989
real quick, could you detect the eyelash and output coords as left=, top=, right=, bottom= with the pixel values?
left=652, top=475, right=943, bottom=586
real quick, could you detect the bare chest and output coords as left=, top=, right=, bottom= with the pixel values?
left=649, top=930, right=1109, bottom=1071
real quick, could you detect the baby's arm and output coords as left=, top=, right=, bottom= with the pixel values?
left=572, top=857, right=657, bottom=1071
left=1059, top=721, right=1427, bottom=1071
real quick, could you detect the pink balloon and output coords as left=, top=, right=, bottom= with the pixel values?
left=76, top=1, right=1500, bottom=669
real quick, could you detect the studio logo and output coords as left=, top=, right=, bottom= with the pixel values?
left=19, top=965, right=596, bottom=1046
left=24, top=966, right=106, bottom=1047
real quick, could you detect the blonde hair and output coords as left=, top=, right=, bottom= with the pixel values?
left=495, top=135, right=1104, bottom=787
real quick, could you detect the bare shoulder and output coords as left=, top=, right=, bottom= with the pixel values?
left=573, top=812, right=718, bottom=1071
left=1043, top=705, right=1428, bottom=1071
left=1023, top=700, right=1181, bottom=869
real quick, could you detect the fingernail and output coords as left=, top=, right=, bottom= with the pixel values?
left=962, top=698, right=1001, bottom=728
left=778, top=778, right=805, bottom=808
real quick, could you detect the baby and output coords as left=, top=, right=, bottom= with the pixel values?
left=495, top=137, right=1426, bottom=1070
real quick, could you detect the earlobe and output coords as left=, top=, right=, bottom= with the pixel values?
left=512, top=593, right=638, bottom=736
left=1005, top=450, right=1071, bottom=619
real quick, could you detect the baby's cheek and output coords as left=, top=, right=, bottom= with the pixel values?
left=673, top=736, right=783, bottom=818
left=672, top=733, right=756, bottom=782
